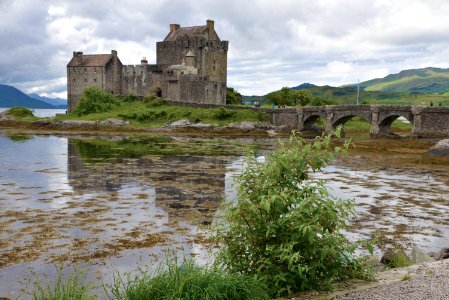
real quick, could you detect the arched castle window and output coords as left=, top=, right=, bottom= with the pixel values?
left=84, top=78, right=87, bottom=84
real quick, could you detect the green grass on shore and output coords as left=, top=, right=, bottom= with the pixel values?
left=31, top=260, right=269, bottom=300
left=54, top=101, right=267, bottom=128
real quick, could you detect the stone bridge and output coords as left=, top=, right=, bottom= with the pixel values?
left=264, top=105, right=449, bottom=138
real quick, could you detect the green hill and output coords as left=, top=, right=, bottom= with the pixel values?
left=360, top=67, right=449, bottom=94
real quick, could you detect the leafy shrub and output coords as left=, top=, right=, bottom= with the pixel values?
left=107, top=258, right=269, bottom=300
left=74, top=87, right=120, bottom=116
left=214, top=107, right=236, bottom=120
left=256, top=110, right=268, bottom=122
left=214, top=129, right=370, bottom=297
left=144, top=96, right=165, bottom=107
left=122, top=93, right=137, bottom=102
left=6, top=106, right=34, bottom=118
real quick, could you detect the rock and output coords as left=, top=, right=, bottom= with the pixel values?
left=380, top=249, right=396, bottom=266
left=428, top=139, right=449, bottom=156
left=411, top=245, right=435, bottom=264
left=437, top=247, right=449, bottom=260
left=99, top=118, right=129, bottom=127
left=191, top=123, right=215, bottom=129
left=165, top=119, right=192, bottom=127
left=227, top=122, right=274, bottom=131
left=380, top=249, right=412, bottom=268
left=59, top=120, right=96, bottom=128
left=0, top=110, right=11, bottom=121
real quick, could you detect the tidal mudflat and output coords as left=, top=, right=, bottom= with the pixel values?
left=0, top=132, right=448, bottom=298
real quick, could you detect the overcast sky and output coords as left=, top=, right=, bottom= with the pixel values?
left=2, top=0, right=449, bottom=98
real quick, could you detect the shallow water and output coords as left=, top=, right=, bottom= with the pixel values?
left=0, top=132, right=448, bottom=298
left=0, top=108, right=66, bottom=118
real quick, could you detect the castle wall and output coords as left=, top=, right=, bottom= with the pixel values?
left=122, top=65, right=162, bottom=97
left=175, top=76, right=225, bottom=105
left=104, top=56, right=123, bottom=95
left=67, top=66, right=105, bottom=112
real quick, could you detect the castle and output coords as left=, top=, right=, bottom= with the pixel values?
left=67, top=20, right=228, bottom=112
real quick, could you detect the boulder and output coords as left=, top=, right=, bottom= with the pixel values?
left=428, top=139, right=449, bottom=156
left=165, top=119, right=192, bottom=127
left=411, top=245, right=435, bottom=264
left=100, top=118, right=129, bottom=127
left=436, top=247, right=449, bottom=260
left=380, top=249, right=412, bottom=268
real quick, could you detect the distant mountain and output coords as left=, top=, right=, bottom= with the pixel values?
left=29, top=93, right=67, bottom=108
left=360, top=67, right=449, bottom=94
left=0, top=84, right=56, bottom=109
left=292, top=83, right=317, bottom=90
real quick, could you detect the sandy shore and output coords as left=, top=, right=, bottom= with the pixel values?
left=291, top=259, right=449, bottom=300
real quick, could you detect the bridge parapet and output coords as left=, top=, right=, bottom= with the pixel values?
left=263, top=105, right=449, bottom=138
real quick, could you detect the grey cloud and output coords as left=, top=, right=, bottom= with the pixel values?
left=2, top=0, right=449, bottom=96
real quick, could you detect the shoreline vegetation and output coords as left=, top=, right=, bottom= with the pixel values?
left=0, top=87, right=412, bottom=137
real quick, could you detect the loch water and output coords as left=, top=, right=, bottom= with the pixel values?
left=0, top=132, right=448, bottom=297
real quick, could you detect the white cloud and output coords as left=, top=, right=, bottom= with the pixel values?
left=2, top=0, right=449, bottom=96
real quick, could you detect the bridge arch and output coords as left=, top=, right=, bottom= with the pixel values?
left=376, top=114, right=413, bottom=136
left=302, top=114, right=327, bottom=132
left=328, top=105, right=373, bottom=132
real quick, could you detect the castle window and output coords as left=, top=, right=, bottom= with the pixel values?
left=84, top=68, right=87, bottom=74
left=73, top=79, right=76, bottom=82
left=94, top=68, right=97, bottom=73
left=94, top=78, right=97, bottom=83
left=84, top=78, right=87, bottom=84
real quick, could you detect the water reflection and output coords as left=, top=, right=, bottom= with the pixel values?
left=1, top=134, right=449, bottom=297
left=0, top=133, right=264, bottom=297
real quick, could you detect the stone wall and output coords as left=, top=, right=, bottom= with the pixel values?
left=122, top=65, right=162, bottom=97
left=67, top=66, right=105, bottom=112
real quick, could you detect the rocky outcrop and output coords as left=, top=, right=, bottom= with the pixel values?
left=437, top=247, right=449, bottom=260
left=428, top=139, right=449, bottom=156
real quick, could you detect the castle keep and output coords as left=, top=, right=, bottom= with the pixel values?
left=67, top=20, right=228, bottom=112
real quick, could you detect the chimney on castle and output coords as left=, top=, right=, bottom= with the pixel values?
left=111, top=50, right=118, bottom=57
left=73, top=51, right=83, bottom=57
left=206, top=20, right=214, bottom=39
left=170, top=24, right=180, bottom=32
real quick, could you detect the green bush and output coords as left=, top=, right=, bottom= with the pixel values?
left=74, top=87, right=120, bottom=116
left=214, top=129, right=370, bottom=297
left=107, top=258, right=269, bottom=300
left=6, top=106, right=34, bottom=118
left=144, top=96, right=165, bottom=107
left=214, top=107, right=236, bottom=120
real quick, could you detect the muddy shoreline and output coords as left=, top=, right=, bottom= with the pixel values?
left=0, top=119, right=291, bottom=137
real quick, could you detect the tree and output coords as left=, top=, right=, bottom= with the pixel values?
left=266, top=91, right=283, bottom=106
left=226, top=87, right=243, bottom=105
left=214, top=129, right=370, bottom=297
left=289, top=89, right=312, bottom=106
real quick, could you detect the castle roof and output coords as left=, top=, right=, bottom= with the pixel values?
left=163, top=25, right=220, bottom=42
left=67, top=54, right=113, bottom=67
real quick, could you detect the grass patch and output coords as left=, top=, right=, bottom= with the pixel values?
left=401, top=273, right=412, bottom=281
left=4, top=107, right=37, bottom=121
left=56, top=101, right=267, bottom=128
left=55, top=87, right=268, bottom=127
left=107, top=259, right=269, bottom=300
left=32, top=270, right=93, bottom=300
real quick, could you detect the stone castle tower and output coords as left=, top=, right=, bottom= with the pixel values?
left=67, top=20, right=228, bottom=112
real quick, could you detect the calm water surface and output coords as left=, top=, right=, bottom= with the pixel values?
left=0, top=108, right=66, bottom=117
left=0, top=132, right=448, bottom=298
